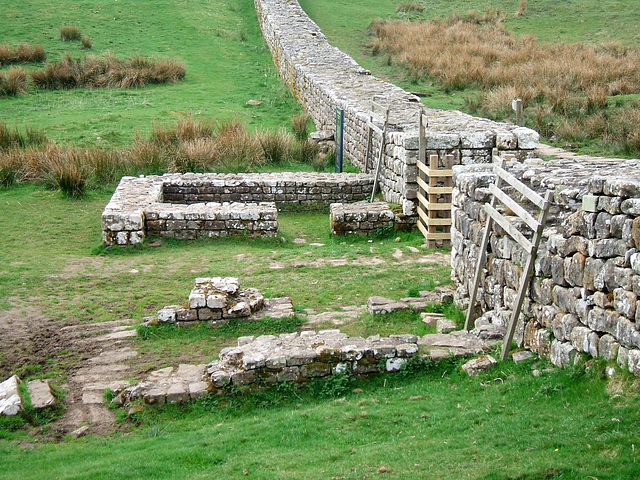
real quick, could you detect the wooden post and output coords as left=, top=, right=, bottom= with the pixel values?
left=512, top=98, right=524, bottom=127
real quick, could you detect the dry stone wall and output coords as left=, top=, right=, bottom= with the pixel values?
left=254, top=0, right=539, bottom=215
left=102, top=172, right=373, bottom=245
left=451, top=156, right=640, bottom=374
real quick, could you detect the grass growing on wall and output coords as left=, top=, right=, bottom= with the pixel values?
left=0, top=0, right=302, bottom=147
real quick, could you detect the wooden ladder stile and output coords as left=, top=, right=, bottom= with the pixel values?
left=463, top=154, right=552, bottom=361
left=416, top=110, right=453, bottom=247
left=364, top=99, right=390, bottom=202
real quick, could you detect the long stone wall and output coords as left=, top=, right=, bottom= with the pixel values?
left=451, top=157, right=640, bottom=374
left=254, top=0, right=539, bottom=215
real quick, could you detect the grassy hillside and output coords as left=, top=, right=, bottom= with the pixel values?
left=0, top=0, right=302, bottom=147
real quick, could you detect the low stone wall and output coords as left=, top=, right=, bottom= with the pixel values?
left=451, top=156, right=640, bottom=374
left=254, top=0, right=539, bottom=215
left=146, top=202, right=278, bottom=240
left=102, top=172, right=374, bottom=245
left=330, top=202, right=394, bottom=235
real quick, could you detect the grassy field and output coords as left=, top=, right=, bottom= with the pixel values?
left=298, top=0, right=640, bottom=157
left=1, top=1, right=640, bottom=478
left=0, top=0, right=302, bottom=147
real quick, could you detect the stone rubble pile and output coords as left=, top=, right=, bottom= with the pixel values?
left=254, top=0, right=539, bottom=215
left=157, top=277, right=293, bottom=327
left=452, top=156, right=640, bottom=374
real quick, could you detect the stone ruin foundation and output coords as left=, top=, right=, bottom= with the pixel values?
left=452, top=156, right=640, bottom=374
left=102, top=172, right=375, bottom=246
left=156, top=277, right=294, bottom=327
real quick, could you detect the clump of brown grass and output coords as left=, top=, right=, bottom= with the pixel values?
left=0, top=44, right=46, bottom=65
left=514, top=1, right=527, bottom=17
left=0, top=67, right=28, bottom=96
left=291, top=113, right=309, bottom=141
left=31, top=54, right=185, bottom=90
left=60, top=25, right=82, bottom=42
left=396, top=2, right=424, bottom=14
left=0, top=123, right=46, bottom=151
left=81, top=36, right=92, bottom=50
left=369, top=14, right=640, bottom=155
left=258, top=129, right=295, bottom=165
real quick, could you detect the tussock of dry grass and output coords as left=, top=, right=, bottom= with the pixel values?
left=0, top=117, right=325, bottom=196
left=0, top=43, right=46, bottom=65
left=60, top=25, right=82, bottom=42
left=31, top=54, right=186, bottom=90
left=370, top=14, right=640, bottom=154
left=0, top=67, right=28, bottom=96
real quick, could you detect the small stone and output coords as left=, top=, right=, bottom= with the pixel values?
left=70, top=425, right=90, bottom=439
left=436, top=318, right=457, bottom=334
left=0, top=375, right=22, bottom=416
left=421, top=312, right=444, bottom=328
left=511, top=350, right=534, bottom=363
left=26, top=379, right=56, bottom=410
left=461, top=355, right=497, bottom=376
left=246, top=99, right=262, bottom=106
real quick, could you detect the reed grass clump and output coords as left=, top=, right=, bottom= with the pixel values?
left=369, top=14, right=640, bottom=155
left=0, top=67, right=28, bottom=96
left=0, top=44, right=45, bottom=65
left=60, top=25, right=82, bottom=42
left=291, top=113, right=309, bottom=141
left=31, top=54, right=186, bottom=90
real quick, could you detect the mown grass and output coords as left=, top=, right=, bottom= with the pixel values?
left=298, top=0, right=640, bottom=157
left=2, top=358, right=640, bottom=479
left=0, top=0, right=303, bottom=147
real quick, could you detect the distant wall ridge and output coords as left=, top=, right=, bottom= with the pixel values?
left=254, top=0, right=539, bottom=215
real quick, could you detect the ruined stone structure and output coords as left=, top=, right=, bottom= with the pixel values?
left=452, top=157, right=640, bottom=374
left=254, top=0, right=539, bottom=216
left=329, top=201, right=395, bottom=236
left=102, top=172, right=373, bottom=245
left=156, top=277, right=294, bottom=327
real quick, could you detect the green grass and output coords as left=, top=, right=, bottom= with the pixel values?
left=1, top=359, right=640, bottom=479
left=0, top=0, right=303, bottom=147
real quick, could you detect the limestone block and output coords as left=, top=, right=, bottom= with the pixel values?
left=26, top=380, right=56, bottom=410
left=628, top=349, right=640, bottom=376
left=616, top=318, right=640, bottom=349
left=631, top=253, right=640, bottom=275
left=385, top=357, right=407, bottom=372
left=176, top=307, right=197, bottom=322
left=231, top=370, right=256, bottom=386
left=210, top=370, right=231, bottom=388
left=513, top=127, right=539, bottom=149
left=621, top=198, right=640, bottom=216
left=550, top=340, right=576, bottom=367
left=598, top=334, right=620, bottom=361
left=276, top=367, right=300, bottom=382
left=189, top=292, right=206, bottom=309
left=188, top=382, right=210, bottom=400
left=0, top=375, right=22, bottom=416
left=167, top=384, right=189, bottom=404
left=632, top=218, right=640, bottom=249
left=436, top=318, right=457, bottom=334
left=157, top=306, right=178, bottom=323
left=614, top=288, right=637, bottom=319
left=603, top=178, right=640, bottom=198
left=496, top=131, right=517, bottom=149
left=461, top=355, right=497, bottom=376
left=426, top=133, right=461, bottom=149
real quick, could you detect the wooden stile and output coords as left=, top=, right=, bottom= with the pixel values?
left=364, top=99, right=390, bottom=202
left=416, top=110, right=453, bottom=247
left=464, top=154, right=552, bottom=361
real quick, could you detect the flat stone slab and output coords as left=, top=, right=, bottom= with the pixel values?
left=462, top=355, right=498, bottom=376
left=88, top=348, right=138, bottom=365
left=27, top=380, right=56, bottom=410
left=0, top=375, right=22, bottom=416
left=418, top=331, right=485, bottom=356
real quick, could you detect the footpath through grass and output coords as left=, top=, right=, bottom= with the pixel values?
left=0, top=0, right=302, bottom=147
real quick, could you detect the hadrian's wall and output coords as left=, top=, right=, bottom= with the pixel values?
left=452, top=157, right=640, bottom=374
left=254, top=0, right=539, bottom=215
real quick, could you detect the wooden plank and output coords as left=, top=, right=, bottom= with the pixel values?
left=464, top=158, right=504, bottom=331
left=367, top=123, right=383, bottom=136
left=484, top=203, right=533, bottom=253
left=416, top=177, right=452, bottom=194
left=417, top=220, right=429, bottom=239
left=423, top=201, right=452, bottom=211
left=416, top=162, right=453, bottom=177
left=424, top=232, right=452, bottom=241
left=495, top=165, right=546, bottom=209
left=418, top=208, right=451, bottom=226
left=500, top=190, right=553, bottom=361
left=489, top=184, right=539, bottom=232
